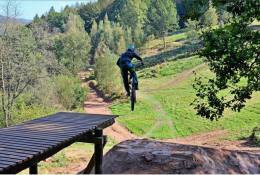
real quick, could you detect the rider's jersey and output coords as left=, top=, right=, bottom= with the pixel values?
left=117, top=49, right=142, bottom=67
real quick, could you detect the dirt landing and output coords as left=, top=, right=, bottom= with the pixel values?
left=103, top=139, right=260, bottom=174
left=84, top=84, right=137, bottom=143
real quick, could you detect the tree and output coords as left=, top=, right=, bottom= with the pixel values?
left=33, top=14, right=41, bottom=23
left=53, top=14, right=90, bottom=74
left=185, top=19, right=200, bottom=41
left=146, top=0, right=179, bottom=48
left=183, top=0, right=209, bottom=20
left=200, top=1, right=219, bottom=27
left=219, top=10, right=233, bottom=25
left=78, top=0, right=113, bottom=32
left=0, top=26, right=42, bottom=127
left=65, top=13, right=85, bottom=33
left=103, top=14, right=113, bottom=49
left=192, top=0, right=260, bottom=120
left=47, top=6, right=68, bottom=32
left=94, top=42, right=122, bottom=97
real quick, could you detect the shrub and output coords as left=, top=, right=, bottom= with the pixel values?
left=54, top=75, right=87, bottom=110
left=251, top=127, right=260, bottom=146
left=95, top=42, right=123, bottom=98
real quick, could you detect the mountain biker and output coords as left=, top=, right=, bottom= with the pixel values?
left=117, top=44, right=144, bottom=96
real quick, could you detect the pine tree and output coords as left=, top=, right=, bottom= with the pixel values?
left=146, top=0, right=179, bottom=48
left=103, top=14, right=113, bottom=48
left=65, top=13, right=85, bottom=33
left=124, top=27, right=133, bottom=46
left=133, top=22, right=144, bottom=47
left=53, top=14, right=91, bottom=74
left=33, top=14, right=41, bottom=23
left=90, top=20, right=98, bottom=37
left=200, top=0, right=218, bottom=27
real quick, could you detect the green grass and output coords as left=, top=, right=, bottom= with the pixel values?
left=111, top=55, right=260, bottom=140
left=143, top=32, right=187, bottom=50
left=139, top=55, right=203, bottom=79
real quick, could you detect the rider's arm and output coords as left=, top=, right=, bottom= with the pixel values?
left=133, top=52, right=143, bottom=62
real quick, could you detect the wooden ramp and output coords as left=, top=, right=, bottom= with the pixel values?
left=0, top=112, right=116, bottom=174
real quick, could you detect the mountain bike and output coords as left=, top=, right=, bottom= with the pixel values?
left=129, top=74, right=137, bottom=111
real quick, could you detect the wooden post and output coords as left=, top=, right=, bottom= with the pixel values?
left=94, top=129, right=103, bottom=174
left=29, top=164, right=38, bottom=174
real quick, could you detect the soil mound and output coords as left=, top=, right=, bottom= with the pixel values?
left=103, top=139, right=260, bottom=174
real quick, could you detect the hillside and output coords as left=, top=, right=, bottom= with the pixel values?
left=111, top=32, right=260, bottom=142
left=0, top=15, right=32, bottom=24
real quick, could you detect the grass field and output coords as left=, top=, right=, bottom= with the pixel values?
left=143, top=32, right=187, bottom=50
left=111, top=55, right=260, bottom=140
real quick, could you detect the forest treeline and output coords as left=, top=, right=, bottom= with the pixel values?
left=0, top=0, right=258, bottom=127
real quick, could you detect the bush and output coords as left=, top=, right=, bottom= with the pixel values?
left=95, top=42, right=123, bottom=98
left=54, top=75, right=88, bottom=110
left=251, top=127, right=260, bottom=146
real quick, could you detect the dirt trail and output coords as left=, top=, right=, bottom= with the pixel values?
left=82, top=67, right=259, bottom=153
left=84, top=83, right=137, bottom=143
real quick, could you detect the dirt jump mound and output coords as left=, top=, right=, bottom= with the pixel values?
left=103, top=139, right=260, bottom=174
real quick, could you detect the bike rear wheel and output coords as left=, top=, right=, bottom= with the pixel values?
left=130, top=81, right=136, bottom=111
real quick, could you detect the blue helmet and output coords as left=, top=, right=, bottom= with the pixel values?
left=127, top=44, right=135, bottom=52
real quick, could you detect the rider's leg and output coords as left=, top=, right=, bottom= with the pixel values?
left=121, top=68, right=130, bottom=96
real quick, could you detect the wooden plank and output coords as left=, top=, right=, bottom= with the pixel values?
left=0, top=148, right=37, bottom=155
left=0, top=161, right=15, bottom=166
left=0, top=164, right=8, bottom=168
left=0, top=128, right=89, bottom=137
left=0, top=144, right=44, bottom=153
left=21, top=121, right=99, bottom=129
left=0, top=154, right=30, bottom=161
left=32, top=112, right=115, bottom=122
left=0, top=129, right=79, bottom=138
left=0, top=134, right=61, bottom=144
left=0, top=135, right=59, bottom=146
left=0, top=129, right=88, bottom=141
left=2, top=123, right=97, bottom=133
left=32, top=117, right=103, bottom=124
left=0, top=132, right=69, bottom=142
left=0, top=157, right=18, bottom=163
left=0, top=139, right=52, bottom=149
left=0, top=150, right=33, bottom=158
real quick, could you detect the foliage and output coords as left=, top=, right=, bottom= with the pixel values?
left=52, top=14, right=90, bottom=75
left=185, top=19, right=201, bottom=41
left=46, top=6, right=68, bottom=32
left=219, top=10, right=233, bottom=25
left=146, top=0, right=179, bottom=48
left=78, top=0, right=114, bottom=32
left=94, top=42, right=123, bottom=98
left=192, top=0, right=260, bottom=120
left=251, top=127, right=260, bottom=146
left=89, top=16, right=127, bottom=62
left=200, top=1, right=219, bottom=27
left=0, top=24, right=42, bottom=127
left=54, top=75, right=87, bottom=110
left=182, top=0, right=209, bottom=20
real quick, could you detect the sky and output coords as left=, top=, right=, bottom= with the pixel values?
left=0, top=0, right=94, bottom=20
